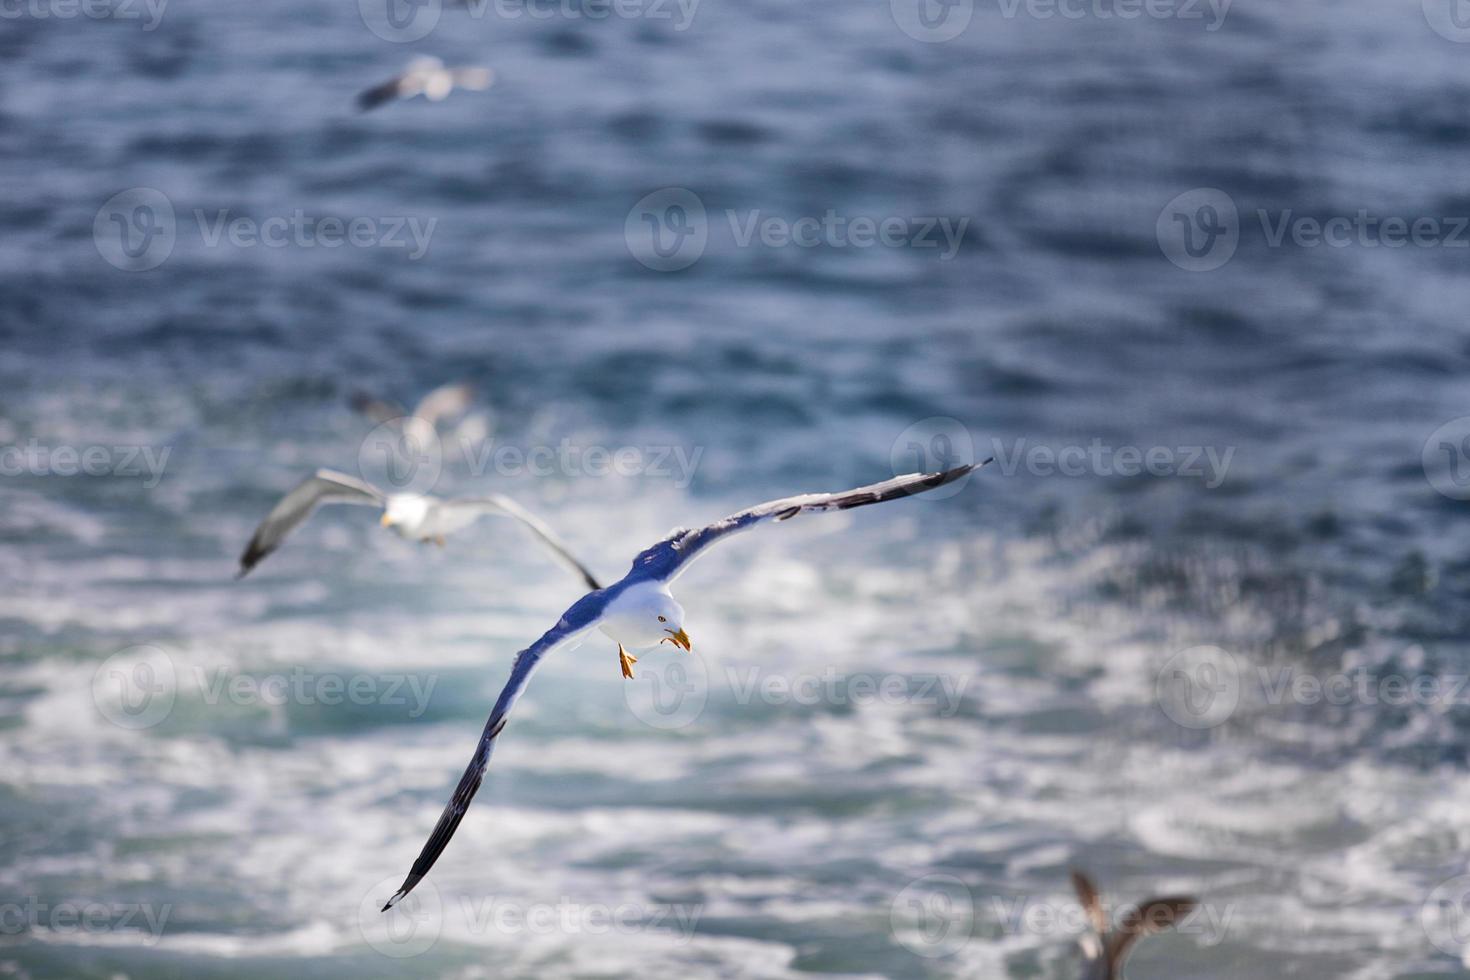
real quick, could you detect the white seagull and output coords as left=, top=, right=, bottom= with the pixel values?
left=350, top=382, right=477, bottom=432
left=236, top=468, right=601, bottom=590
left=380, top=461, right=989, bottom=911
left=357, top=57, right=495, bottom=112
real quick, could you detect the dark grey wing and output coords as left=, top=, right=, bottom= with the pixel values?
left=237, top=469, right=383, bottom=577
left=1108, top=895, right=1198, bottom=974
left=350, top=390, right=407, bottom=425
left=630, top=461, right=989, bottom=583
left=410, top=383, right=475, bottom=428
left=1072, top=871, right=1109, bottom=936
left=443, top=495, right=602, bottom=591
left=381, top=591, right=609, bottom=911
left=357, top=76, right=406, bottom=111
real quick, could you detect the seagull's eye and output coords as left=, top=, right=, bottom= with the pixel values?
left=657, top=616, right=667, bottom=622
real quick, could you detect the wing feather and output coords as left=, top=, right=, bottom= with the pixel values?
left=410, top=383, right=475, bottom=428
left=237, top=469, right=383, bottom=577
left=443, top=495, right=602, bottom=591
left=381, top=593, right=608, bottom=910
left=631, top=461, right=990, bottom=583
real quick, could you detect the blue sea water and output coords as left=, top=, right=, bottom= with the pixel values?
left=4, top=0, right=1470, bottom=976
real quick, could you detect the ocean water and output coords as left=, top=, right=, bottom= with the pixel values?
left=4, top=0, right=1470, bottom=976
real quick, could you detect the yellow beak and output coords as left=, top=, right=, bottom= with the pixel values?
left=380, top=513, right=393, bottom=527
left=663, top=627, right=692, bottom=652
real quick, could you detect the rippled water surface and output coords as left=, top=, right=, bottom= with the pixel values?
left=4, top=0, right=1470, bottom=977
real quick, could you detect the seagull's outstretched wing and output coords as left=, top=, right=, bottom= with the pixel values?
left=440, top=495, right=603, bottom=591
left=381, top=591, right=609, bottom=911
left=237, top=469, right=383, bottom=577
left=357, top=74, right=410, bottom=112
left=350, top=391, right=407, bottom=425
left=411, top=383, right=476, bottom=428
left=630, top=461, right=990, bottom=583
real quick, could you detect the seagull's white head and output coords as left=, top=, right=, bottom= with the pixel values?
left=605, top=584, right=690, bottom=652
left=381, top=494, right=431, bottom=536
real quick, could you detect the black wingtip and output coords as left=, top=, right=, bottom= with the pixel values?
left=381, top=877, right=419, bottom=912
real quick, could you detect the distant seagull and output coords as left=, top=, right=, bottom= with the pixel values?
left=236, top=468, right=601, bottom=590
left=352, top=382, right=490, bottom=462
left=1071, top=871, right=1197, bottom=980
left=380, top=461, right=990, bottom=911
left=357, top=57, right=494, bottom=112
left=351, top=382, right=476, bottom=431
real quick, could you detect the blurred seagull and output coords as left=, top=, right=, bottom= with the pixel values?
left=357, top=57, right=494, bottom=112
left=351, top=382, right=491, bottom=464
left=236, top=468, right=601, bottom=590
left=380, top=460, right=990, bottom=911
left=1071, top=871, right=1197, bottom=980
left=351, top=381, right=476, bottom=431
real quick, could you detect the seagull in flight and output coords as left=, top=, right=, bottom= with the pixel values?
left=380, top=461, right=989, bottom=911
left=351, top=382, right=491, bottom=466
left=357, top=57, right=494, bottom=112
left=350, top=382, right=477, bottom=432
left=236, top=469, right=601, bottom=590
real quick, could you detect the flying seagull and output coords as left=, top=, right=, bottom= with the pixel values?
left=350, top=382, right=476, bottom=431
left=1071, top=871, right=1197, bottom=980
left=352, top=382, right=491, bottom=467
left=357, top=57, right=494, bottom=112
left=236, top=468, right=601, bottom=590
left=380, top=461, right=989, bottom=911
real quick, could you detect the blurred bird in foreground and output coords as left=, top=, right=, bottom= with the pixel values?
left=1071, top=871, right=1197, bottom=980
left=357, top=57, right=494, bottom=112
left=236, top=468, right=601, bottom=590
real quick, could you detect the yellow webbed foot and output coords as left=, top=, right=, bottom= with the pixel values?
left=618, top=645, right=638, bottom=680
